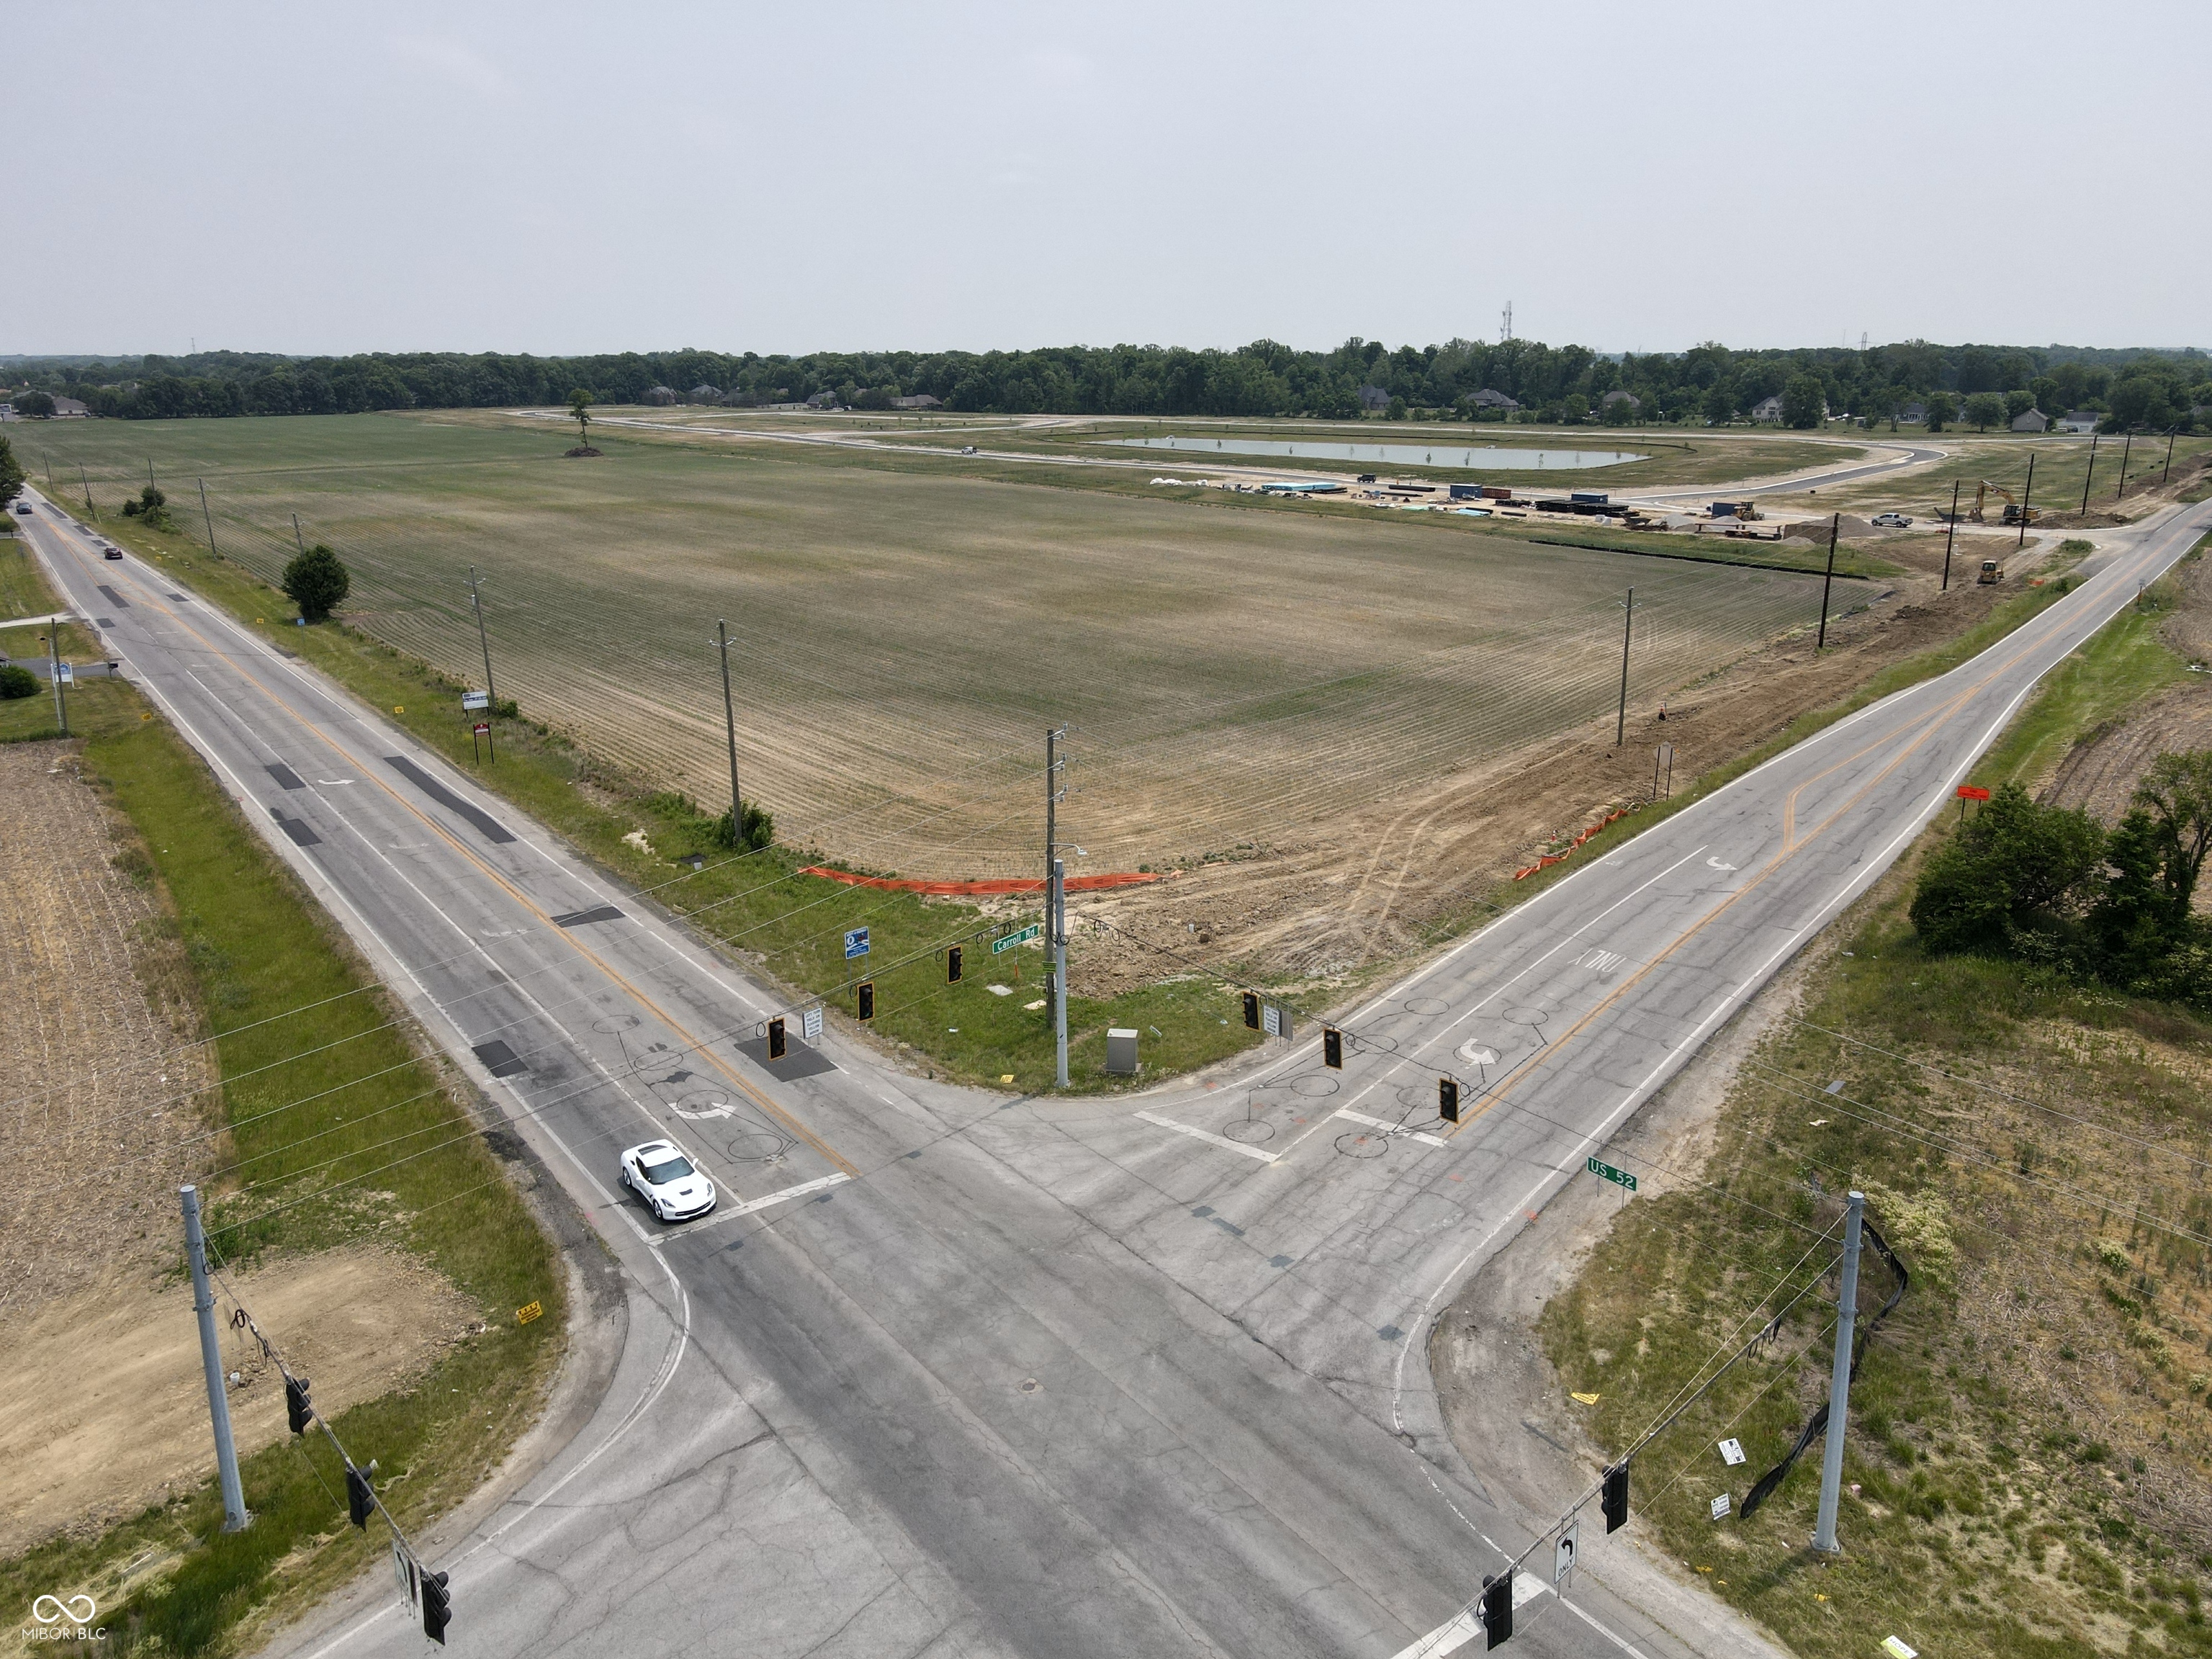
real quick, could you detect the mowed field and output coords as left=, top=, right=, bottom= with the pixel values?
left=33, top=413, right=1869, bottom=878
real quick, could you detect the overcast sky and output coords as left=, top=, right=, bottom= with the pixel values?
left=11, top=1, right=2206, bottom=359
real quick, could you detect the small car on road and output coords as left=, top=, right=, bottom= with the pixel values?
left=13, top=502, right=30, bottom=516
left=103, top=544, right=122, bottom=559
left=619, top=1140, right=716, bottom=1223
left=1871, top=512, right=1913, bottom=529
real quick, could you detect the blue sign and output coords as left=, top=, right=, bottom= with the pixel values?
left=844, top=927, right=870, bottom=960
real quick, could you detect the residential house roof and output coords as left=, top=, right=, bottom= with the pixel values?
left=2010, top=408, right=2049, bottom=432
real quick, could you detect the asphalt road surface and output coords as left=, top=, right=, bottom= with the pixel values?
left=20, top=491, right=2208, bottom=1658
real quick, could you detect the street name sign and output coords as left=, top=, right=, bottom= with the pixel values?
left=1588, top=1156, right=1638, bottom=1192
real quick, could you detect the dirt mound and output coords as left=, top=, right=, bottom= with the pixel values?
left=564, top=444, right=603, bottom=458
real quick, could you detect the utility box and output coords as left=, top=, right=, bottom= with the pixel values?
left=1105, top=1028, right=1140, bottom=1075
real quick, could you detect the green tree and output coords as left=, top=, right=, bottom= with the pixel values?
left=2133, top=750, right=2212, bottom=912
left=1910, top=782, right=2106, bottom=954
left=119, top=483, right=171, bottom=527
left=0, top=662, right=36, bottom=699
left=1385, top=395, right=1408, bottom=421
left=1701, top=383, right=1737, bottom=425
left=0, top=434, right=24, bottom=510
left=567, top=387, right=594, bottom=446
left=1780, top=374, right=1827, bottom=429
left=2003, top=388, right=2038, bottom=421
left=1964, top=392, right=2008, bottom=431
left=15, top=390, right=55, bottom=418
left=1922, top=390, right=1956, bottom=431
left=282, top=542, right=351, bottom=621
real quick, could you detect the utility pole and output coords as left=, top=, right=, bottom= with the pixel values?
left=1815, top=514, right=1840, bottom=649
left=292, top=513, right=306, bottom=554
left=45, top=629, right=67, bottom=736
left=2115, top=431, right=2133, bottom=500
left=2162, top=428, right=2177, bottom=486
left=181, top=1184, right=251, bottom=1532
left=1044, top=724, right=1067, bottom=1040
left=467, top=566, right=498, bottom=713
left=2015, top=452, right=2036, bottom=551
left=2080, top=433, right=2098, bottom=515
left=1811, top=1190, right=1866, bottom=1555
left=198, top=477, right=219, bottom=557
left=1941, top=481, right=1960, bottom=591
left=714, top=618, right=742, bottom=845
left=80, top=464, right=95, bottom=518
left=1052, top=856, right=1069, bottom=1088
left=1614, top=587, right=1633, bottom=745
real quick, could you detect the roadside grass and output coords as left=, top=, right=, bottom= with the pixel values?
left=0, top=667, right=564, bottom=1654
left=1, top=535, right=107, bottom=734
left=1536, top=543, right=2212, bottom=1659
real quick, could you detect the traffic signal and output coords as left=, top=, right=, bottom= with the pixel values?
left=286, top=1375, right=313, bottom=1435
left=1439, top=1076, right=1460, bottom=1123
left=767, top=1016, right=786, bottom=1060
left=948, top=945, right=963, bottom=984
left=1602, top=1460, right=1629, bottom=1533
left=346, top=1465, right=374, bottom=1529
left=856, top=981, right=875, bottom=1021
left=1242, top=991, right=1261, bottom=1030
left=421, top=1569, right=451, bottom=1645
left=1323, top=1027, right=1343, bottom=1069
left=1481, top=1570, right=1513, bottom=1647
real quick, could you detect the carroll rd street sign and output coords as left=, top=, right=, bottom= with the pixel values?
left=992, top=923, right=1042, bottom=955
left=844, top=927, right=870, bottom=960
left=1588, top=1156, right=1638, bottom=1192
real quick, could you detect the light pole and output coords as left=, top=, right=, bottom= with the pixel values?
left=1811, top=1191, right=1866, bottom=1555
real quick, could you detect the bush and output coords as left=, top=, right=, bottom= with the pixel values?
left=715, top=801, right=775, bottom=852
left=0, top=662, right=37, bottom=699
left=282, top=542, right=350, bottom=621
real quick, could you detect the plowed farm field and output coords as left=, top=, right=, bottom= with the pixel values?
left=40, top=413, right=1871, bottom=878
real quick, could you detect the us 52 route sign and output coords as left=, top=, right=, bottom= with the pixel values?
left=1588, top=1156, right=1638, bottom=1192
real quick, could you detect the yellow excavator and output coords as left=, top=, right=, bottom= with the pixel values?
left=1966, top=479, right=2038, bottom=527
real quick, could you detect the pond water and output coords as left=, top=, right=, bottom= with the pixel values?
left=1107, top=436, right=1645, bottom=470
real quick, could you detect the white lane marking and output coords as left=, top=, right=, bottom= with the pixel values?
left=1135, top=1110, right=1280, bottom=1163
left=647, top=1172, right=852, bottom=1244
left=1391, top=1574, right=1552, bottom=1659
left=1334, top=1108, right=1447, bottom=1148
left=1707, top=855, right=1737, bottom=871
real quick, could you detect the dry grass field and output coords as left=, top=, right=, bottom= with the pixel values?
left=37, top=413, right=1871, bottom=881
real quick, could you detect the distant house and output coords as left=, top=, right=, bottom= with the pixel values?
left=1357, top=385, right=1390, bottom=412
left=1470, top=387, right=1520, bottom=412
left=2057, top=410, right=2100, bottom=434
left=1898, top=402, right=1928, bottom=425
left=805, top=390, right=840, bottom=410
left=687, top=383, right=722, bottom=403
left=1749, top=395, right=1784, bottom=424
left=641, top=386, right=678, bottom=406
left=1600, top=389, right=1640, bottom=414
left=51, top=396, right=91, bottom=418
left=891, top=393, right=942, bottom=410
left=2010, top=408, right=2049, bottom=433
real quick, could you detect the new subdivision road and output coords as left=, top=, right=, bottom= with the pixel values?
left=22, top=494, right=2207, bottom=1659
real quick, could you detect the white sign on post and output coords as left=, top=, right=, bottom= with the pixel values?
left=462, top=690, right=490, bottom=711
left=391, top=1537, right=417, bottom=1611
left=802, top=1006, right=823, bottom=1043
left=1553, top=1520, right=1580, bottom=1586
left=58, top=662, right=74, bottom=684
left=1262, top=1003, right=1282, bottom=1038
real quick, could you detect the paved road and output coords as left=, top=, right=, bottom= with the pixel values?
left=22, top=490, right=2208, bottom=1658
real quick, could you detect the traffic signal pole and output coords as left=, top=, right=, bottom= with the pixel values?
left=1811, top=1190, right=1866, bottom=1554
left=181, top=1184, right=251, bottom=1532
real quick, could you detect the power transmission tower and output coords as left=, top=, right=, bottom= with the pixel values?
left=1812, top=1191, right=1866, bottom=1553
left=181, top=1184, right=250, bottom=1532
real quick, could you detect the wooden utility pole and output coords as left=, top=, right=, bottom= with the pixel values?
left=1614, top=588, right=1633, bottom=744
left=1816, top=515, right=1840, bottom=649
left=2079, top=433, right=2098, bottom=515
left=2016, top=453, right=2036, bottom=550
left=1941, top=482, right=1960, bottom=591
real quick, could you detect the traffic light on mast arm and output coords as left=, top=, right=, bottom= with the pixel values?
left=1481, top=1569, right=1513, bottom=1647
left=856, top=981, right=875, bottom=1022
left=346, top=1464, right=374, bottom=1529
left=421, top=1569, right=451, bottom=1645
left=767, top=1016, right=786, bottom=1060
left=286, top=1375, right=313, bottom=1435
left=1323, top=1027, right=1343, bottom=1069
left=1603, top=1460, right=1629, bottom=1532
left=1439, top=1075, right=1460, bottom=1123
left=948, top=944, right=963, bottom=984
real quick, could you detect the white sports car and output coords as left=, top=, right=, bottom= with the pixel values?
left=620, top=1140, right=716, bottom=1223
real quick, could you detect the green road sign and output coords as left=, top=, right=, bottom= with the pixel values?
left=1588, top=1156, right=1638, bottom=1192
left=992, top=923, right=1043, bottom=955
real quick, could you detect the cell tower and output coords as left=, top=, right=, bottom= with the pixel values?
left=1501, top=301, right=1514, bottom=343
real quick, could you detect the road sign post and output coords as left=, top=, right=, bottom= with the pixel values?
left=992, top=922, right=1041, bottom=955
left=844, top=927, right=870, bottom=960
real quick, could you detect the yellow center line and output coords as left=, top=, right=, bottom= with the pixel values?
left=66, top=529, right=855, bottom=1177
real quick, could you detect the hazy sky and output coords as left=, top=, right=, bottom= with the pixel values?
left=12, top=1, right=2206, bottom=359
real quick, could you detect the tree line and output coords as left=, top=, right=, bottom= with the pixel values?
left=5, top=338, right=2206, bottom=432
